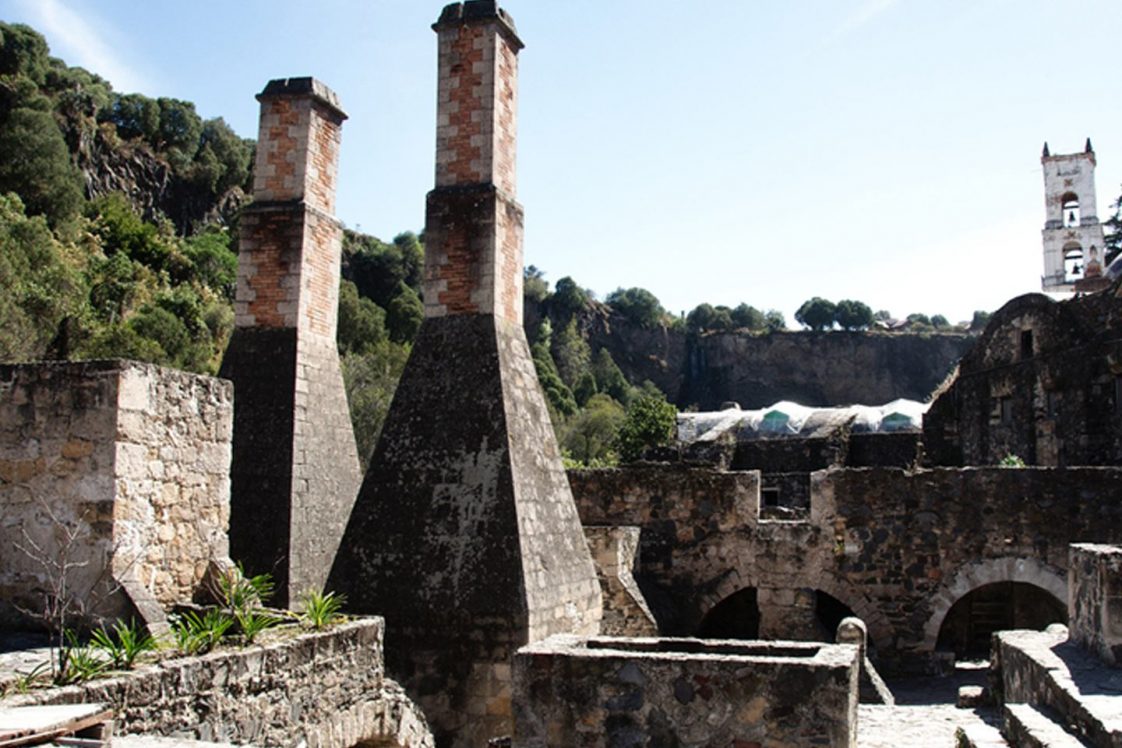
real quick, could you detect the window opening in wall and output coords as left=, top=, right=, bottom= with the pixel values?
left=1064, top=243, right=1085, bottom=283
left=1020, top=330, right=1034, bottom=360
left=999, top=397, right=1014, bottom=424
left=761, top=487, right=780, bottom=507
left=1062, top=193, right=1081, bottom=227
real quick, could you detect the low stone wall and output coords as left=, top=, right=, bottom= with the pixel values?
left=0, top=619, right=433, bottom=748
left=1068, top=543, right=1122, bottom=666
left=0, top=361, right=232, bottom=629
left=513, top=635, right=858, bottom=747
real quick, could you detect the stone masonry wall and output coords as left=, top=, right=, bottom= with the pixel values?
left=1068, top=543, right=1122, bottom=665
left=583, top=527, right=658, bottom=637
left=513, top=636, right=859, bottom=748
left=1, top=619, right=433, bottom=748
left=569, top=464, right=1122, bottom=672
left=0, top=361, right=231, bottom=628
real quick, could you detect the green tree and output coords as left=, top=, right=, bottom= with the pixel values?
left=531, top=336, right=577, bottom=419
left=182, top=227, right=237, bottom=297
left=1105, top=187, right=1122, bottom=267
left=834, top=299, right=874, bottom=331
left=795, top=297, right=836, bottom=331
left=731, top=303, right=766, bottom=331
left=552, top=317, right=591, bottom=386
left=930, top=314, right=951, bottom=330
left=0, top=193, right=85, bottom=360
left=572, top=370, right=598, bottom=406
left=606, top=287, right=666, bottom=328
left=0, top=23, right=51, bottom=84
left=0, top=107, right=84, bottom=225
left=551, top=276, right=588, bottom=319
left=592, top=347, right=631, bottom=405
left=616, top=391, right=677, bottom=463
left=102, top=93, right=160, bottom=142
left=686, top=303, right=733, bottom=334
left=764, top=309, right=786, bottom=332
left=385, top=283, right=423, bottom=343
left=562, top=394, right=624, bottom=465
left=523, top=264, right=549, bottom=304
left=342, top=341, right=411, bottom=467
left=88, top=193, right=173, bottom=270
left=337, top=280, right=387, bottom=355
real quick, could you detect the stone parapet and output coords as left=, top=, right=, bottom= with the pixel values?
left=1069, top=543, right=1122, bottom=666
left=513, top=635, right=859, bottom=747
left=1, top=619, right=433, bottom=748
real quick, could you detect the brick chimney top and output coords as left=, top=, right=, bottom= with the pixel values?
left=433, top=1, right=523, bottom=50
left=257, top=77, right=348, bottom=121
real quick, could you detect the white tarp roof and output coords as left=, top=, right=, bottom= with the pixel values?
left=678, top=399, right=929, bottom=443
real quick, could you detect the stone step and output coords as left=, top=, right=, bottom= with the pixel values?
left=956, top=720, right=1012, bottom=748
left=1003, top=703, right=1091, bottom=748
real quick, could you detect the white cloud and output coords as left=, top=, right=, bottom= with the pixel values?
left=13, top=0, right=154, bottom=93
left=834, top=0, right=899, bottom=37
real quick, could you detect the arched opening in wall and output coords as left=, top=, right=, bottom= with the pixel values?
left=1061, top=192, right=1081, bottom=226
left=936, top=581, right=1066, bottom=659
left=696, top=588, right=760, bottom=639
left=1064, top=242, right=1085, bottom=283
left=814, top=590, right=857, bottom=642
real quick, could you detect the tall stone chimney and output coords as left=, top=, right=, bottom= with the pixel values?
left=219, top=77, right=362, bottom=606
left=327, top=4, right=602, bottom=745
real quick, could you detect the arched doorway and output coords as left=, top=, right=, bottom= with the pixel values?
left=696, top=588, right=760, bottom=639
left=814, top=590, right=857, bottom=641
left=936, top=581, right=1066, bottom=658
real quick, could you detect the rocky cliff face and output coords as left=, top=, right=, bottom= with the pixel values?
left=682, top=330, right=974, bottom=409
left=75, top=123, right=246, bottom=233
left=526, top=300, right=975, bottom=409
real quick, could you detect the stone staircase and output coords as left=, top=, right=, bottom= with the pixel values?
left=986, top=628, right=1122, bottom=747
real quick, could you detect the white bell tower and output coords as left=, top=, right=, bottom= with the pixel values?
left=1041, top=138, right=1107, bottom=292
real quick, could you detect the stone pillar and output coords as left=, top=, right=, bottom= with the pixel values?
left=219, top=77, right=361, bottom=607
left=327, top=5, right=602, bottom=746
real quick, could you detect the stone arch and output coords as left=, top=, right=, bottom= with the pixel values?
left=312, top=681, right=435, bottom=748
left=921, top=557, right=1067, bottom=652
left=811, top=575, right=894, bottom=655
left=693, top=569, right=893, bottom=654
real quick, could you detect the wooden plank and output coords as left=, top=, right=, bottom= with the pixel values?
left=0, top=705, right=112, bottom=748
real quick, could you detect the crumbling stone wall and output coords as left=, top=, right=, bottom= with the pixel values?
left=584, top=527, right=658, bottom=637
left=0, top=361, right=231, bottom=628
left=569, top=464, right=1122, bottom=672
left=1, top=619, right=433, bottom=748
left=923, top=287, right=1122, bottom=467
left=1068, top=543, right=1122, bottom=665
left=513, top=636, right=859, bottom=748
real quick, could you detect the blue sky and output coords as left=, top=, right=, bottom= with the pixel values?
left=4, top=0, right=1121, bottom=325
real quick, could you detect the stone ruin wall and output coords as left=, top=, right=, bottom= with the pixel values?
left=513, top=636, right=859, bottom=748
left=1, top=618, right=434, bottom=748
left=0, top=361, right=231, bottom=628
left=568, top=463, right=1122, bottom=672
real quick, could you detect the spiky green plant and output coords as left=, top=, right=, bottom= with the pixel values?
left=299, top=589, right=347, bottom=630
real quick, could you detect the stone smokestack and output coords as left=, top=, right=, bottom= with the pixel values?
left=220, top=77, right=362, bottom=606
left=327, top=4, right=603, bottom=745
